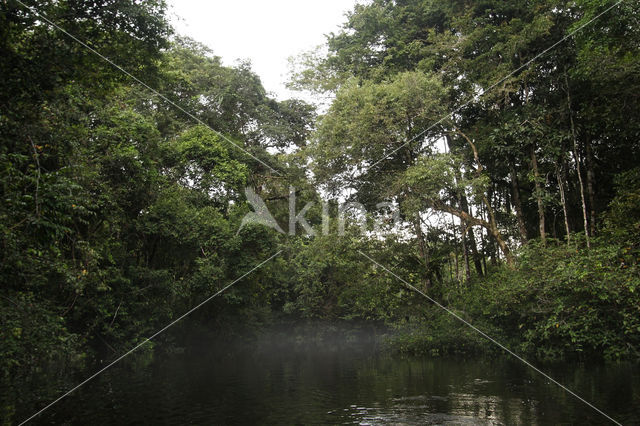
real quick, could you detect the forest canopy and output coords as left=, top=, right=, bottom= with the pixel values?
left=1, top=0, right=639, bottom=376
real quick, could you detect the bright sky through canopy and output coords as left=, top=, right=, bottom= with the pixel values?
left=168, top=0, right=358, bottom=100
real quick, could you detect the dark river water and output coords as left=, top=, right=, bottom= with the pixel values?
left=4, top=326, right=640, bottom=425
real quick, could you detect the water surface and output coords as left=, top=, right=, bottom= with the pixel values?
left=4, top=327, right=639, bottom=425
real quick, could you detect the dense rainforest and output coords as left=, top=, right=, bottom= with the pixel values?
left=1, top=0, right=640, bottom=381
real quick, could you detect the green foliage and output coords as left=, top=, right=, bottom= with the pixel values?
left=388, top=235, right=640, bottom=361
left=312, top=71, right=445, bottom=195
left=386, top=314, right=491, bottom=357
left=0, top=0, right=312, bottom=374
left=385, top=169, right=640, bottom=361
left=476, top=238, right=640, bottom=360
left=603, top=168, right=640, bottom=248
left=0, top=292, right=84, bottom=374
left=2, top=0, right=640, bottom=381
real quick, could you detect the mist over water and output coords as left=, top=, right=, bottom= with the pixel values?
left=4, top=322, right=639, bottom=424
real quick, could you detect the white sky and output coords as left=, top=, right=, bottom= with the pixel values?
left=167, top=0, right=358, bottom=101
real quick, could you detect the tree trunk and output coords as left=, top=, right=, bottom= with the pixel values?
left=564, top=69, right=590, bottom=248
left=479, top=202, right=488, bottom=274
left=445, top=134, right=482, bottom=276
left=461, top=224, right=470, bottom=281
left=481, top=238, right=487, bottom=274
left=530, top=145, right=546, bottom=245
left=452, top=219, right=460, bottom=282
left=509, top=161, right=528, bottom=243
left=429, top=199, right=514, bottom=267
left=489, top=218, right=513, bottom=265
left=468, top=228, right=483, bottom=276
left=454, top=249, right=460, bottom=283
left=572, top=147, right=591, bottom=247
left=449, top=128, right=514, bottom=266
left=459, top=192, right=484, bottom=276
left=413, top=218, right=431, bottom=291
left=556, top=163, right=571, bottom=245
left=585, top=138, right=597, bottom=236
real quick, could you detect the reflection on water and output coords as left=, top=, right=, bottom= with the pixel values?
left=3, top=325, right=639, bottom=425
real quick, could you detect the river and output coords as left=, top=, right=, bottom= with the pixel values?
left=4, top=325, right=639, bottom=424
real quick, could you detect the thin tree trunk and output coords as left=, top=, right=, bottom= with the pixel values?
left=444, top=139, right=460, bottom=283
left=572, top=147, right=590, bottom=248
left=461, top=223, right=470, bottom=282
left=468, top=228, right=483, bottom=276
left=452, top=219, right=460, bottom=282
left=564, top=70, right=590, bottom=248
left=530, top=145, right=546, bottom=245
left=509, top=161, right=528, bottom=243
left=403, top=129, right=433, bottom=288
left=28, top=136, right=41, bottom=218
left=459, top=192, right=484, bottom=276
left=487, top=187, right=498, bottom=266
left=414, top=218, right=431, bottom=291
left=585, top=139, right=597, bottom=236
left=454, top=249, right=460, bottom=283
left=481, top=239, right=487, bottom=274
left=450, top=212, right=460, bottom=283
left=556, top=163, right=571, bottom=245
left=445, top=133, right=481, bottom=276
left=479, top=202, right=488, bottom=274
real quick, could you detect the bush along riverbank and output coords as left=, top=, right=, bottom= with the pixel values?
left=386, top=235, right=640, bottom=361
